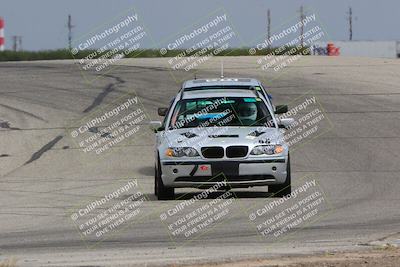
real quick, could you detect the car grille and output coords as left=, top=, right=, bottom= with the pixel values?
left=226, top=146, right=248, bottom=158
left=201, top=146, right=224, bottom=158
left=201, top=146, right=249, bottom=158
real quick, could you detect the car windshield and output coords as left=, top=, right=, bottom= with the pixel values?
left=169, top=97, right=274, bottom=129
left=184, top=86, right=268, bottom=99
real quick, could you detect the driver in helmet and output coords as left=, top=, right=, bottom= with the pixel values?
left=238, top=102, right=258, bottom=125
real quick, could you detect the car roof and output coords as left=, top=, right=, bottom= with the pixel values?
left=182, top=78, right=261, bottom=89
left=181, top=89, right=261, bottom=100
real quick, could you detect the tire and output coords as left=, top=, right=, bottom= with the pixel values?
left=155, top=157, right=174, bottom=200
left=269, top=155, right=291, bottom=197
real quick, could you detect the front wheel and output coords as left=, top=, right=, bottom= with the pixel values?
left=155, top=158, right=174, bottom=200
left=269, top=155, right=291, bottom=197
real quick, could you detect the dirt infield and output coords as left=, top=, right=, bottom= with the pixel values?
left=185, top=247, right=400, bottom=267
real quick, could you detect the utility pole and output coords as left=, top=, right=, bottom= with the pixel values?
left=267, top=9, right=271, bottom=48
left=12, top=35, right=17, bottom=51
left=67, top=14, right=74, bottom=50
left=299, top=5, right=305, bottom=47
left=18, top=36, right=22, bottom=51
left=348, top=7, right=353, bottom=41
left=11, top=36, right=22, bottom=51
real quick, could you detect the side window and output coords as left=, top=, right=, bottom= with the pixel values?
left=254, top=85, right=267, bottom=99
left=161, top=97, right=175, bottom=128
left=261, top=84, right=275, bottom=111
left=169, top=101, right=185, bottom=129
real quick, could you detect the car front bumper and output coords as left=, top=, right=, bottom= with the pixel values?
left=160, top=157, right=287, bottom=188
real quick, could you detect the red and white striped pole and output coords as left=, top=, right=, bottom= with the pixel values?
left=0, top=17, right=4, bottom=51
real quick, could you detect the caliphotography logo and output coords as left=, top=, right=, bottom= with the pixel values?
left=70, top=6, right=153, bottom=83
left=157, top=8, right=245, bottom=83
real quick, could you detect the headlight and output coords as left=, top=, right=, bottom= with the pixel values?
left=166, top=147, right=199, bottom=157
left=250, top=145, right=284, bottom=155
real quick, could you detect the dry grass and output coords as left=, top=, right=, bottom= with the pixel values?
left=0, top=258, right=17, bottom=267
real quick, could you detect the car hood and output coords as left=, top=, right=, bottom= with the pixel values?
left=163, top=126, right=283, bottom=147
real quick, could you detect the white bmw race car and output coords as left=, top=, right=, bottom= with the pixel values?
left=150, top=78, right=292, bottom=200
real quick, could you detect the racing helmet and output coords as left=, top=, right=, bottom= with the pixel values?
left=238, top=102, right=257, bottom=123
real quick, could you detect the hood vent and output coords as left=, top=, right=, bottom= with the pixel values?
left=248, top=130, right=265, bottom=137
left=180, top=132, right=197, bottom=138
left=208, top=134, right=239, bottom=138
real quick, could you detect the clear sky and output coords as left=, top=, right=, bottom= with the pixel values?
left=1, top=0, right=399, bottom=50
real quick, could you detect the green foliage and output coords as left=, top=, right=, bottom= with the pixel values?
left=0, top=47, right=310, bottom=61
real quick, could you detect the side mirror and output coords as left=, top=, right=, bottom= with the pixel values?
left=158, top=107, right=168, bottom=116
left=277, top=118, right=295, bottom=129
left=149, top=121, right=163, bottom=132
left=275, top=105, right=288, bottom=114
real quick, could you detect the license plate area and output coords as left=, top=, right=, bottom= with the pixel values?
left=211, top=162, right=239, bottom=177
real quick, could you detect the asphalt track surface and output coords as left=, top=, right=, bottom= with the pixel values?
left=0, top=56, right=399, bottom=266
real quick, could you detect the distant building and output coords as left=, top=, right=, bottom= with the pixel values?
left=313, top=41, right=400, bottom=58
